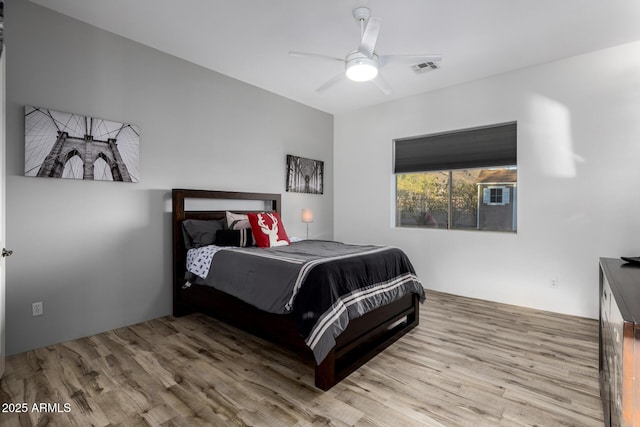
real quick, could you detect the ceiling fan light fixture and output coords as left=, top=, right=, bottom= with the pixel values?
left=345, top=57, right=378, bottom=82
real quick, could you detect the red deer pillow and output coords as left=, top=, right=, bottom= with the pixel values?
left=247, top=212, right=290, bottom=248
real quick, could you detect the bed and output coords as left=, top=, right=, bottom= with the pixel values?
left=172, top=188, right=425, bottom=390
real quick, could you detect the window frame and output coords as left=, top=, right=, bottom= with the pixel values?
left=484, top=186, right=510, bottom=206
left=393, top=122, right=517, bottom=233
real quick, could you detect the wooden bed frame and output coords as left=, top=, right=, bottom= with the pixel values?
left=172, top=188, right=421, bottom=390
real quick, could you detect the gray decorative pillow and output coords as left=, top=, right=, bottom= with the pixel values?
left=226, top=211, right=251, bottom=230
left=182, top=219, right=225, bottom=248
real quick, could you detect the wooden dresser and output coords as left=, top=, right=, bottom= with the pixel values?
left=600, top=258, right=640, bottom=427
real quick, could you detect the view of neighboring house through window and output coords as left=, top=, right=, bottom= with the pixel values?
left=394, top=122, right=517, bottom=232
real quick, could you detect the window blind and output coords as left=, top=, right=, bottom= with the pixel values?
left=394, top=122, right=517, bottom=173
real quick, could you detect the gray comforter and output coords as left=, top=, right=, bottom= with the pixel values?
left=202, top=240, right=425, bottom=363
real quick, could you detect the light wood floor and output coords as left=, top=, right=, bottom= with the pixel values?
left=0, top=290, right=603, bottom=426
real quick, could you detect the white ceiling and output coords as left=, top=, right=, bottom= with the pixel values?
left=29, top=0, right=640, bottom=114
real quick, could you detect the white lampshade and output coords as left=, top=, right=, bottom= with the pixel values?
left=301, top=208, right=314, bottom=223
left=345, top=58, right=378, bottom=82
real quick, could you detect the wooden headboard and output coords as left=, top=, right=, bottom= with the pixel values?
left=171, top=189, right=282, bottom=311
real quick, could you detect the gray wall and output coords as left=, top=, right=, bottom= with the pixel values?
left=4, top=0, right=333, bottom=355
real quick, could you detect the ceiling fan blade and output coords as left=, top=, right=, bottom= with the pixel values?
left=316, top=73, right=346, bottom=93
left=289, top=51, right=345, bottom=63
left=371, top=74, right=392, bottom=95
left=359, top=17, right=381, bottom=57
left=379, top=54, right=442, bottom=67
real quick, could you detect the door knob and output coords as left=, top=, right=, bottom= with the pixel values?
left=2, top=248, right=13, bottom=257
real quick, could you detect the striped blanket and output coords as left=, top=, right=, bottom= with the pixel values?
left=187, top=240, right=425, bottom=364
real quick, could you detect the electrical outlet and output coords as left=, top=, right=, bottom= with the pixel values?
left=32, top=301, right=43, bottom=317
left=550, top=279, right=558, bottom=289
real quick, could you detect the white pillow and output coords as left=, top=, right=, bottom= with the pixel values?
left=226, top=211, right=251, bottom=230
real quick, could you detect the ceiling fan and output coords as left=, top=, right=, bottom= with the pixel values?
left=289, top=7, right=442, bottom=95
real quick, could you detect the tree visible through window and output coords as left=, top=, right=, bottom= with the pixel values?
left=396, top=168, right=516, bottom=231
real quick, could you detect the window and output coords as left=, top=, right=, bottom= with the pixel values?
left=394, top=122, right=517, bottom=232
left=485, top=186, right=509, bottom=205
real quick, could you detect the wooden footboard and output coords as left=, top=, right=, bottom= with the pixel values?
left=315, top=293, right=420, bottom=390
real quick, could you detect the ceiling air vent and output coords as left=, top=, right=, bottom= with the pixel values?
left=411, top=61, right=440, bottom=74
